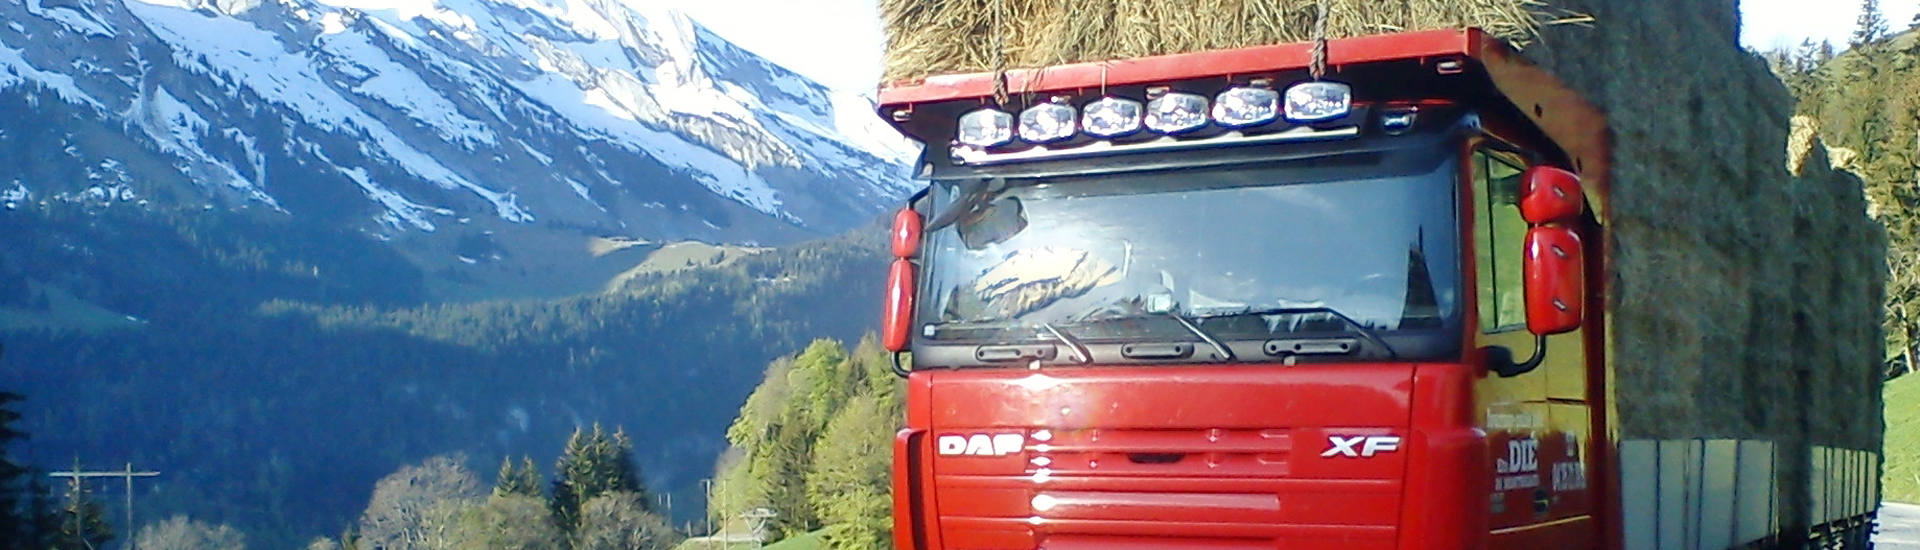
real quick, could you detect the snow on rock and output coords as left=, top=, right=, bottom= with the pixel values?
left=509, top=70, right=787, bottom=217
left=1, top=182, right=29, bottom=203
left=8, top=0, right=911, bottom=239
left=0, top=42, right=105, bottom=109
left=26, top=0, right=118, bottom=39
left=316, top=25, right=498, bottom=148
left=339, top=166, right=445, bottom=232
left=127, top=0, right=531, bottom=222
left=130, top=85, right=280, bottom=207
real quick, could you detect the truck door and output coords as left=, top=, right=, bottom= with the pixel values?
left=1470, top=144, right=1597, bottom=549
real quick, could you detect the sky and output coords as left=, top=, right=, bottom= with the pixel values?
left=1741, top=0, right=1918, bottom=53
left=659, top=0, right=1920, bottom=93
left=657, top=0, right=885, bottom=93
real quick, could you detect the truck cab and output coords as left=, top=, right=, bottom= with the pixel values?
left=879, top=29, right=1613, bottom=550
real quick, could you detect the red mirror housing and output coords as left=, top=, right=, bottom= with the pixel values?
left=1523, top=225, right=1584, bottom=335
left=892, top=208, right=922, bottom=259
left=1519, top=166, right=1585, bottom=225
left=882, top=259, right=916, bottom=352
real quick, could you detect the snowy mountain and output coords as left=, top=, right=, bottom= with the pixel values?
left=0, top=0, right=916, bottom=296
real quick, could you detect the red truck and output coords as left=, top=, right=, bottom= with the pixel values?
left=874, top=29, right=1880, bottom=550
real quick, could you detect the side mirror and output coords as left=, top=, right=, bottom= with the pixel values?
left=1523, top=226, right=1583, bottom=335
left=882, top=208, right=922, bottom=353
left=1519, top=166, right=1585, bottom=224
left=882, top=259, right=916, bottom=352
left=957, top=196, right=1027, bottom=250
left=1517, top=166, right=1586, bottom=336
left=892, top=207, right=922, bottom=258
left=1490, top=166, right=1588, bottom=377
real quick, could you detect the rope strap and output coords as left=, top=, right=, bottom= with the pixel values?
left=1310, top=0, right=1329, bottom=80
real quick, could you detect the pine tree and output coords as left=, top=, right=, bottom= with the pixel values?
left=52, top=475, right=114, bottom=550
left=493, top=457, right=543, bottom=499
left=27, top=478, right=62, bottom=550
left=1852, top=0, right=1890, bottom=47
left=805, top=396, right=893, bottom=550
left=756, top=341, right=857, bottom=539
left=0, top=343, right=42, bottom=550
left=713, top=338, right=903, bottom=544
left=850, top=336, right=902, bottom=410
left=755, top=431, right=815, bottom=540
left=551, top=426, right=646, bottom=532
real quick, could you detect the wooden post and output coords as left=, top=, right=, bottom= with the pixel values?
left=49, top=463, right=160, bottom=550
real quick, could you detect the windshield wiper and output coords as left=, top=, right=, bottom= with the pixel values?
left=1038, top=322, right=1091, bottom=364
left=1164, top=313, right=1235, bottom=362
left=1192, top=307, right=1400, bottom=359
left=1068, top=306, right=1236, bottom=362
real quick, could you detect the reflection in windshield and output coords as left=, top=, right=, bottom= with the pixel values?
left=921, top=151, right=1460, bottom=343
left=956, top=246, right=1121, bottom=319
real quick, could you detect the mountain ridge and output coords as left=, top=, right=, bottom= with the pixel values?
left=0, top=0, right=919, bottom=543
left=0, top=0, right=914, bottom=299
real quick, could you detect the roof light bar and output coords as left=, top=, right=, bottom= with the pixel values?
left=947, top=80, right=1366, bottom=163
left=1213, top=86, right=1280, bottom=127
left=1145, top=92, right=1209, bottom=134
left=1081, top=97, right=1144, bottom=138
left=956, top=108, right=1014, bottom=148
left=1282, top=81, right=1352, bottom=123
left=951, top=124, right=1362, bottom=166
left=1018, top=99, right=1077, bottom=143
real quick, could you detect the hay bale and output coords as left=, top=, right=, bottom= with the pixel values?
left=1522, top=0, right=1883, bottom=445
left=880, top=0, right=1560, bottom=82
left=1518, top=0, right=1883, bottom=528
left=1787, top=115, right=1820, bottom=176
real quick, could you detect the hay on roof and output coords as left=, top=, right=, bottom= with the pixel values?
left=879, top=0, right=1556, bottom=82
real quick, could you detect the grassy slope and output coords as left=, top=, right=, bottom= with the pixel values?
left=672, top=529, right=824, bottom=550
left=1888, top=373, right=1920, bottom=503
left=762, top=530, right=825, bottom=550
left=0, top=280, right=144, bottom=332
left=604, top=241, right=769, bottom=293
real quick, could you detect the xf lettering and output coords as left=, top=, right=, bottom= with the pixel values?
left=1321, top=435, right=1402, bottom=458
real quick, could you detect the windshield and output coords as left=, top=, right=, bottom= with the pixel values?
left=918, top=146, right=1461, bottom=358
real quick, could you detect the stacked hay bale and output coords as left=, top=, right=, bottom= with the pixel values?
left=880, top=0, right=1553, bottom=81
left=882, top=0, right=1886, bottom=533
left=1516, top=1, right=1884, bottom=531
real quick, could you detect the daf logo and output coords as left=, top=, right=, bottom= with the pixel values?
left=937, top=433, right=1025, bottom=456
left=1321, top=435, right=1402, bottom=458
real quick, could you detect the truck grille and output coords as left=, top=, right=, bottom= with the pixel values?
left=1026, top=428, right=1293, bottom=477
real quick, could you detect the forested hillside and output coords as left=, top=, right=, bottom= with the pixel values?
left=0, top=202, right=891, bottom=548
left=708, top=338, right=900, bottom=550
left=1770, top=17, right=1920, bottom=377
